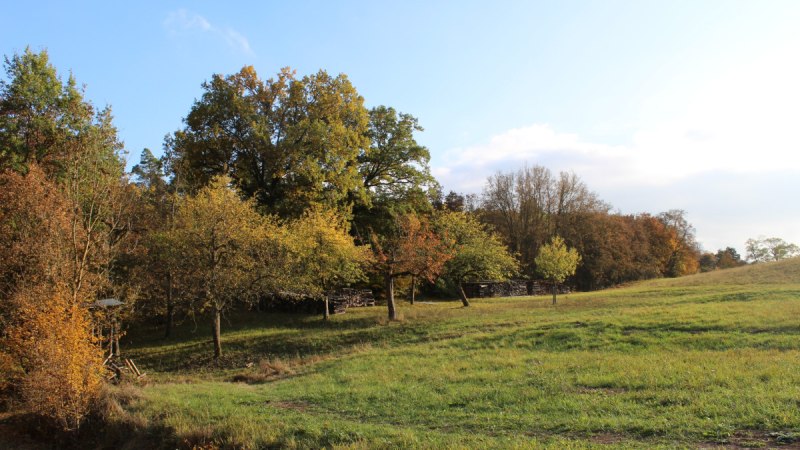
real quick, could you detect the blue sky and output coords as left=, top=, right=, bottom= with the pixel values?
left=3, top=1, right=799, bottom=254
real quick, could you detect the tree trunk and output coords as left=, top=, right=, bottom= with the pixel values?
left=458, top=283, right=471, bottom=307
left=165, top=271, right=174, bottom=338
left=386, top=273, right=397, bottom=320
left=165, top=302, right=174, bottom=339
left=212, top=307, right=222, bottom=358
left=323, top=295, right=330, bottom=320
left=410, top=275, right=416, bottom=305
left=552, top=282, right=557, bottom=305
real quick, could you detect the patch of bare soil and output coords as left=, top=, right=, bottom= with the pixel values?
left=589, top=432, right=627, bottom=445
left=266, top=400, right=312, bottom=413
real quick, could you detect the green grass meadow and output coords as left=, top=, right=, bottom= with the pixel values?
left=104, top=259, right=800, bottom=449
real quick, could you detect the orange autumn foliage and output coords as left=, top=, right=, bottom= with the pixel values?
left=0, top=166, right=104, bottom=431
left=4, top=284, right=104, bottom=431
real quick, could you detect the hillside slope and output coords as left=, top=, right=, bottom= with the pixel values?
left=645, top=256, right=800, bottom=287
left=6, top=258, right=800, bottom=449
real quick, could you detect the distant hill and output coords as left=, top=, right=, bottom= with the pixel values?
left=645, top=257, right=800, bottom=287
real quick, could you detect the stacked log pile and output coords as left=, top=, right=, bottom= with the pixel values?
left=527, top=281, right=570, bottom=296
left=260, top=289, right=376, bottom=315
left=463, top=280, right=571, bottom=298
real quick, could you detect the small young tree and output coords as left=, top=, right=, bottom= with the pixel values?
left=4, top=285, right=103, bottom=431
left=535, top=236, right=581, bottom=305
left=287, top=207, right=371, bottom=319
left=371, top=213, right=454, bottom=320
left=164, top=176, right=283, bottom=358
left=435, top=211, right=518, bottom=307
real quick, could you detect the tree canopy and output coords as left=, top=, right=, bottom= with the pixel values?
left=163, top=175, right=285, bottom=357
left=286, top=207, right=372, bottom=319
left=435, top=211, right=519, bottom=306
left=535, top=235, right=581, bottom=304
left=166, top=66, right=370, bottom=219
left=746, top=237, right=800, bottom=263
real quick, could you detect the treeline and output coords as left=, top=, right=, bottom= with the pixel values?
left=474, top=167, right=701, bottom=290
left=0, top=48, right=739, bottom=430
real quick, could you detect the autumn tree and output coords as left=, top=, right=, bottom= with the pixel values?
left=435, top=211, right=519, bottom=307
left=167, top=66, right=370, bottom=218
left=128, top=148, right=189, bottom=337
left=0, top=166, right=71, bottom=327
left=3, top=285, right=103, bottom=431
left=0, top=47, right=131, bottom=304
left=481, top=165, right=606, bottom=277
left=286, top=208, right=371, bottom=319
left=657, top=209, right=700, bottom=277
left=535, top=235, right=581, bottom=305
left=398, top=214, right=454, bottom=305
left=0, top=49, right=129, bottom=431
left=716, top=247, right=746, bottom=269
left=0, top=166, right=103, bottom=431
left=164, top=176, right=284, bottom=358
left=698, top=252, right=718, bottom=272
left=371, top=213, right=454, bottom=320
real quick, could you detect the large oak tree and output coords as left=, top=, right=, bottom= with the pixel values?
left=166, top=66, right=370, bottom=219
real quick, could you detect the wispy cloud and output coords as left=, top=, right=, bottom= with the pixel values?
left=164, top=9, right=254, bottom=56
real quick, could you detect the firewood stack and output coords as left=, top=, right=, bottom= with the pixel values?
left=261, top=289, right=376, bottom=315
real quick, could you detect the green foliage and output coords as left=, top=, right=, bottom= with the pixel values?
left=0, top=48, right=123, bottom=179
left=535, top=235, right=581, bottom=285
left=167, top=66, right=370, bottom=218
left=163, top=175, right=285, bottom=356
left=352, top=106, right=437, bottom=242
left=286, top=207, right=372, bottom=294
left=746, top=237, right=800, bottom=263
left=436, top=211, right=518, bottom=287
left=360, top=106, right=435, bottom=202
left=131, top=148, right=165, bottom=191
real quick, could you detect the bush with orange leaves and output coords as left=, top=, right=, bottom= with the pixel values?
left=0, top=167, right=104, bottom=431
left=4, top=285, right=104, bottom=431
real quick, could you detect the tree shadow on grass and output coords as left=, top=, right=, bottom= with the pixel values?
left=0, top=411, right=179, bottom=450
left=122, top=306, right=467, bottom=373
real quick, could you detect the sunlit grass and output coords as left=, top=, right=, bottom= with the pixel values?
left=112, top=258, right=800, bottom=448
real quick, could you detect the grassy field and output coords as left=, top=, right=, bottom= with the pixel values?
left=93, top=259, right=800, bottom=449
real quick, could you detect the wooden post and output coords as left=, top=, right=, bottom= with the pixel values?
left=108, top=322, right=115, bottom=358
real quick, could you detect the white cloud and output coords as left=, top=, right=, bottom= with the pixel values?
left=435, top=41, right=800, bottom=193
left=433, top=114, right=800, bottom=253
left=163, top=9, right=254, bottom=56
